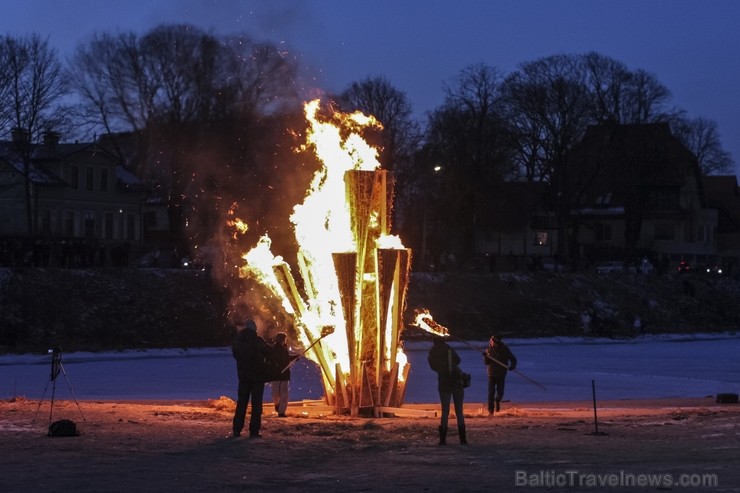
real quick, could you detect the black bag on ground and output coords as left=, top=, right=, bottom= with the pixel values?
left=48, top=419, right=79, bottom=437
left=716, top=393, right=738, bottom=404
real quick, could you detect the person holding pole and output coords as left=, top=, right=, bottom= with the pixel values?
left=427, top=335, right=467, bottom=445
left=268, top=332, right=298, bottom=417
left=232, top=318, right=270, bottom=438
left=483, top=334, right=517, bottom=415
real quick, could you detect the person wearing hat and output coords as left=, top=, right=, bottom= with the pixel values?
left=483, top=334, right=517, bottom=415
left=427, top=335, right=467, bottom=445
left=232, top=318, right=270, bottom=438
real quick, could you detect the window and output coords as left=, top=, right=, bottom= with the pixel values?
left=104, top=212, right=114, bottom=240
left=595, top=223, right=612, bottom=242
left=100, top=168, right=109, bottom=191
left=144, top=211, right=157, bottom=229
left=654, top=223, right=675, bottom=241
left=68, top=166, right=79, bottom=189
left=596, top=193, right=613, bottom=205
left=649, top=191, right=680, bottom=210
left=533, top=231, right=549, bottom=246
left=86, top=167, right=94, bottom=191
left=126, top=213, right=136, bottom=240
left=84, top=211, right=95, bottom=238
left=697, top=225, right=712, bottom=243
left=64, top=211, right=75, bottom=236
left=40, top=209, right=51, bottom=234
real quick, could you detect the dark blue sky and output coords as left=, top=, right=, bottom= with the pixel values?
left=2, top=0, right=738, bottom=174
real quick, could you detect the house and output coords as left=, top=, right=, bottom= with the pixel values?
left=567, top=123, right=718, bottom=270
left=0, top=130, right=146, bottom=265
left=474, top=123, right=730, bottom=273
left=702, top=175, right=740, bottom=274
left=473, top=181, right=559, bottom=271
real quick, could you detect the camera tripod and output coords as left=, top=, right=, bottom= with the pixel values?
left=32, top=347, right=85, bottom=428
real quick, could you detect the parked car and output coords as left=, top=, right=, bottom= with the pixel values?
left=595, top=261, right=624, bottom=274
left=705, top=264, right=723, bottom=275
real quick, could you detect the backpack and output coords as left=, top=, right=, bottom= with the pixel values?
left=48, top=419, right=79, bottom=437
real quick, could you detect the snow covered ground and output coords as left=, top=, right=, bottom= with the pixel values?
left=1, top=333, right=738, bottom=404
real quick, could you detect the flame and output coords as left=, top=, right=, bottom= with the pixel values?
left=228, top=218, right=249, bottom=236
left=226, top=202, right=249, bottom=239
left=231, top=99, right=410, bottom=409
left=413, top=308, right=450, bottom=337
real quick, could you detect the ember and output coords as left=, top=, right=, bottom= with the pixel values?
left=231, top=100, right=411, bottom=416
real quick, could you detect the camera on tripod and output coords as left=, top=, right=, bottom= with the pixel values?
left=48, top=346, right=62, bottom=381
left=33, top=344, right=85, bottom=432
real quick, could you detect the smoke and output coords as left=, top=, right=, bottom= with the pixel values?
left=173, top=107, right=320, bottom=336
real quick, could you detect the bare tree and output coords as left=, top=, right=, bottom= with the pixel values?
left=581, top=52, right=675, bottom=125
left=623, top=69, right=674, bottom=123
left=671, top=116, right=735, bottom=175
left=220, top=35, right=301, bottom=118
left=0, top=40, right=13, bottom=132
left=0, top=34, right=67, bottom=234
left=423, top=64, right=510, bottom=259
left=339, top=75, right=420, bottom=172
left=581, top=52, right=633, bottom=124
left=68, top=24, right=302, bottom=240
left=501, top=54, right=593, bottom=257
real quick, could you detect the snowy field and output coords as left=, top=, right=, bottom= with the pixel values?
left=1, top=333, right=738, bottom=404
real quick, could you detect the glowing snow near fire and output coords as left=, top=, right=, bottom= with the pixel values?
left=233, top=100, right=411, bottom=416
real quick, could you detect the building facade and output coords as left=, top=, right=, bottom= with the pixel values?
left=0, top=132, right=145, bottom=244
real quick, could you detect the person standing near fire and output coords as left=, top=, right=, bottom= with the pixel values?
left=269, top=332, right=298, bottom=417
left=232, top=318, right=270, bottom=438
left=483, top=334, right=517, bottom=415
left=427, top=335, right=467, bottom=445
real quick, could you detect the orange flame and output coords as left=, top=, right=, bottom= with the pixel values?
left=232, top=99, right=409, bottom=404
left=413, top=308, right=450, bottom=337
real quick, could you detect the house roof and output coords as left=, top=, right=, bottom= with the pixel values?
left=0, top=142, right=67, bottom=186
left=0, top=138, right=143, bottom=188
left=568, top=123, right=702, bottom=206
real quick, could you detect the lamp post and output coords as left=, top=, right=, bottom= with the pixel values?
left=421, top=165, right=442, bottom=271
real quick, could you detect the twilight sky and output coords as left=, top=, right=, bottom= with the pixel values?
left=1, top=0, right=738, bottom=174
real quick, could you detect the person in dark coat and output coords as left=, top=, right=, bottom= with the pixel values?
left=232, top=318, right=270, bottom=438
left=268, top=332, right=298, bottom=417
left=427, top=335, right=467, bottom=445
left=483, top=334, right=517, bottom=415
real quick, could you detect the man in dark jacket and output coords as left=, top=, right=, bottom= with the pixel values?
left=483, top=334, right=517, bottom=415
left=232, top=318, right=270, bottom=438
left=428, top=335, right=467, bottom=445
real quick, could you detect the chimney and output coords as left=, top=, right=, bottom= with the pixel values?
left=11, top=127, right=30, bottom=148
left=43, top=130, right=61, bottom=148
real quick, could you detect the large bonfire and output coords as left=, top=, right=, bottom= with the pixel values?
left=229, top=100, right=412, bottom=416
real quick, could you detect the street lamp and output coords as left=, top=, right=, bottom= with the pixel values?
left=421, top=165, right=442, bottom=270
